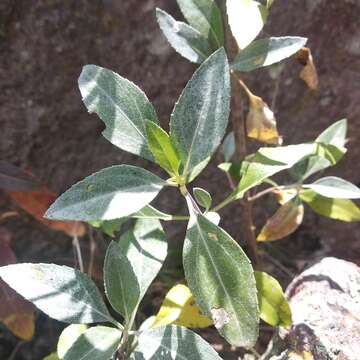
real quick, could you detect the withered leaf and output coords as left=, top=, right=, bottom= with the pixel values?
left=257, top=198, right=304, bottom=241
left=8, top=188, right=86, bottom=237
left=241, top=81, right=282, bottom=145
left=0, top=228, right=35, bottom=341
left=296, top=47, right=319, bottom=91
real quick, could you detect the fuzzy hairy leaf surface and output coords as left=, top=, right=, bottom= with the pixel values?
left=232, top=37, right=307, bottom=72
left=156, top=9, right=213, bottom=64
left=78, top=65, right=158, bottom=160
left=176, top=0, right=224, bottom=48
left=104, top=219, right=167, bottom=322
left=133, top=325, right=222, bottom=359
left=45, top=165, right=166, bottom=221
left=0, top=263, right=113, bottom=324
left=63, top=326, right=121, bottom=360
left=183, top=210, right=259, bottom=347
left=170, top=48, right=230, bottom=179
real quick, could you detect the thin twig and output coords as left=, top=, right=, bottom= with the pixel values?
left=87, top=225, right=96, bottom=277
left=72, top=234, right=84, bottom=273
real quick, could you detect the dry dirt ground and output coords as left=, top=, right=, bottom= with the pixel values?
left=0, top=0, right=359, bottom=359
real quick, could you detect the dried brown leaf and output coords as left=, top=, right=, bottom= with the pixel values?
left=257, top=198, right=304, bottom=241
left=296, top=47, right=319, bottom=91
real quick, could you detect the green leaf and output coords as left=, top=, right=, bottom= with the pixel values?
left=221, top=131, right=235, bottom=162
left=176, top=0, right=224, bottom=48
left=316, top=119, right=347, bottom=148
left=78, top=65, right=158, bottom=161
left=183, top=208, right=259, bottom=347
left=43, top=354, right=59, bottom=360
left=267, top=0, right=274, bottom=7
left=193, top=187, right=212, bottom=211
left=104, top=219, right=167, bottom=322
left=156, top=9, right=213, bottom=64
left=63, top=326, right=121, bottom=360
left=57, top=324, right=88, bottom=359
left=134, top=325, right=222, bottom=359
left=255, top=271, right=292, bottom=328
left=170, top=48, right=230, bottom=179
left=187, top=156, right=211, bottom=183
left=232, top=36, right=307, bottom=72
left=300, top=190, right=360, bottom=222
left=131, top=205, right=173, bottom=221
left=0, top=264, right=113, bottom=324
left=303, top=177, right=360, bottom=199
left=45, top=165, right=166, bottom=221
left=227, top=0, right=268, bottom=50
left=145, top=120, right=181, bottom=176
left=88, top=218, right=126, bottom=237
left=236, top=143, right=317, bottom=198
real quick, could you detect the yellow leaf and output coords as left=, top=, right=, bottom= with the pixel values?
left=273, top=188, right=298, bottom=205
left=296, top=47, right=319, bottom=91
left=154, top=284, right=213, bottom=328
left=57, top=324, right=88, bottom=359
left=288, top=351, right=314, bottom=360
left=240, top=80, right=282, bottom=145
left=257, top=198, right=304, bottom=241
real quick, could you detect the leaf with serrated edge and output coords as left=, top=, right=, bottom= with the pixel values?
left=135, top=325, right=222, bottom=359
left=303, top=177, right=360, bottom=199
left=0, top=263, right=113, bottom=324
left=78, top=65, right=158, bottom=161
left=145, top=120, right=180, bottom=176
left=183, top=201, right=259, bottom=347
left=170, top=48, right=230, bottom=178
left=176, top=0, right=224, bottom=48
left=156, top=9, right=213, bottom=64
left=300, top=190, right=360, bottom=222
left=227, top=0, right=268, bottom=50
left=104, top=219, right=167, bottom=322
left=45, top=165, right=166, bottom=221
left=63, top=326, right=121, bottom=360
left=255, top=271, right=292, bottom=327
left=232, top=37, right=307, bottom=72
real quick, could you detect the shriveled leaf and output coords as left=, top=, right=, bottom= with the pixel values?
left=57, top=324, right=88, bottom=359
left=296, top=47, right=319, bottom=91
left=45, top=165, right=166, bottom=221
left=0, top=229, right=35, bottom=341
left=255, top=271, right=292, bottom=327
left=104, top=219, right=167, bottom=322
left=227, top=0, right=268, bottom=50
left=0, top=263, right=113, bottom=324
left=300, top=190, right=360, bottom=222
left=154, top=284, right=213, bottom=328
left=176, top=0, right=224, bottom=48
left=303, top=177, right=360, bottom=199
left=257, top=198, right=304, bottom=242
left=221, top=131, right=235, bottom=161
left=135, top=325, right=222, bottom=359
left=193, top=187, right=212, bottom=211
left=0, top=161, right=39, bottom=191
left=242, top=82, right=281, bottom=145
left=78, top=65, right=158, bottom=161
left=88, top=218, right=126, bottom=237
left=232, top=36, right=307, bottom=72
left=183, top=204, right=259, bottom=347
left=9, top=188, right=85, bottom=237
left=170, top=48, right=230, bottom=179
left=156, top=9, right=213, bottom=64
left=236, top=143, right=317, bottom=199
left=131, top=205, right=173, bottom=221
left=145, top=120, right=180, bottom=176
left=63, top=326, right=121, bottom=360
